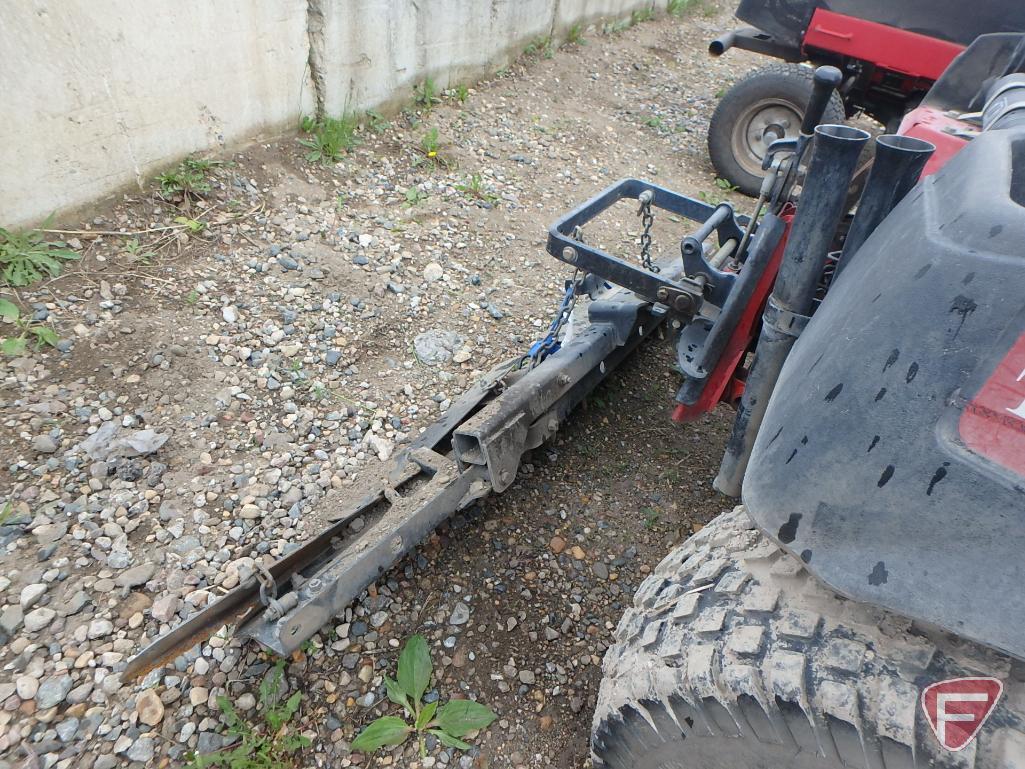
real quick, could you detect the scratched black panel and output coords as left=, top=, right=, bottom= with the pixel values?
left=743, top=127, right=1025, bottom=661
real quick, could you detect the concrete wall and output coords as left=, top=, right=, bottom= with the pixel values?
left=0, top=0, right=657, bottom=229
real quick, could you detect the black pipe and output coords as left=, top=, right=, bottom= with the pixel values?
left=983, top=73, right=1025, bottom=131
left=707, top=28, right=803, bottom=61
left=715, top=123, right=870, bottom=497
left=835, top=134, right=934, bottom=277
left=709, top=31, right=736, bottom=56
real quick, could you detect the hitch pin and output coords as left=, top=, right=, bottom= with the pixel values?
left=709, top=238, right=737, bottom=270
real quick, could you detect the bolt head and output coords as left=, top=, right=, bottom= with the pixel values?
left=562, top=246, right=577, bottom=263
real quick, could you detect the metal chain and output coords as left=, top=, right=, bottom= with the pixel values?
left=254, top=563, right=278, bottom=608
left=637, top=192, right=660, bottom=273
left=527, top=267, right=581, bottom=369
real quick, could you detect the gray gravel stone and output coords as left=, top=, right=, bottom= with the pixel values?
left=414, top=329, right=464, bottom=364
left=23, top=606, right=54, bottom=632
left=126, top=736, right=155, bottom=763
left=32, top=435, right=58, bottom=453
left=36, top=674, right=73, bottom=709
left=449, top=602, right=470, bottom=625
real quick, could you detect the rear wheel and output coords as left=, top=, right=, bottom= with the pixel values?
left=708, top=64, right=846, bottom=196
left=593, top=506, right=1025, bottom=768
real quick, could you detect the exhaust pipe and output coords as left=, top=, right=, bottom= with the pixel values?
left=715, top=124, right=870, bottom=497
left=835, top=134, right=934, bottom=277
left=709, top=31, right=736, bottom=56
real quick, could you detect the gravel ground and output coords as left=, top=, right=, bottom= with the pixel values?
left=0, top=5, right=757, bottom=768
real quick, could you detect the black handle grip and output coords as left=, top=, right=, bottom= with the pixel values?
left=801, top=65, right=843, bottom=135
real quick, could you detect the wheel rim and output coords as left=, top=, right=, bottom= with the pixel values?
left=730, top=98, right=803, bottom=179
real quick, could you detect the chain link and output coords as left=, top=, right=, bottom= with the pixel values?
left=637, top=193, right=659, bottom=273
left=254, top=563, right=278, bottom=608
left=527, top=268, right=581, bottom=369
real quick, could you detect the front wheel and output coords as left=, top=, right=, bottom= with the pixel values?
left=593, top=507, right=1025, bottom=768
left=708, top=64, right=846, bottom=196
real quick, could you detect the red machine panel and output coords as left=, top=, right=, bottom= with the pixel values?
left=898, top=106, right=973, bottom=177
left=960, top=333, right=1025, bottom=479
left=803, top=9, right=965, bottom=81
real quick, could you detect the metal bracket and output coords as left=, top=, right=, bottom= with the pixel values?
left=763, top=295, right=810, bottom=338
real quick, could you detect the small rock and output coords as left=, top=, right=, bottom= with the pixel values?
left=15, top=675, right=39, bottom=700
left=151, top=595, right=180, bottom=623
left=136, top=688, right=165, bottom=726
left=518, top=670, right=536, bottom=685
left=24, top=606, right=55, bottom=632
left=414, top=329, right=464, bottom=365
left=116, top=563, right=156, bottom=588
left=20, top=582, right=47, bottom=609
left=88, top=618, right=114, bottom=639
left=549, top=536, right=566, bottom=554
left=190, top=686, right=209, bottom=706
left=32, top=435, right=58, bottom=454
left=423, top=262, right=444, bottom=282
left=126, top=737, right=155, bottom=764
left=36, top=675, right=73, bottom=709
left=449, top=602, right=470, bottom=626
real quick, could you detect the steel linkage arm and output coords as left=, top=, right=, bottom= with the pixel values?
left=125, top=260, right=678, bottom=678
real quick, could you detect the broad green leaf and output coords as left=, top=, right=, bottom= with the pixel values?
left=0, top=299, right=19, bottom=322
left=259, top=661, right=284, bottom=707
left=350, top=716, right=411, bottom=753
left=29, top=326, right=59, bottom=348
left=385, top=675, right=413, bottom=716
left=436, top=699, right=497, bottom=737
left=429, top=729, right=472, bottom=750
left=397, top=634, right=432, bottom=703
left=282, top=691, right=302, bottom=720
left=1, top=337, right=26, bottom=356
left=415, top=700, right=438, bottom=730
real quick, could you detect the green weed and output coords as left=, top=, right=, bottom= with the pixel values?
left=631, top=8, right=655, bottom=24
left=174, top=216, right=205, bottom=234
left=123, top=238, right=155, bottom=265
left=365, top=110, right=390, bottom=133
left=455, top=173, right=499, bottom=204
left=414, top=78, right=441, bottom=112
left=157, top=157, right=216, bottom=199
left=0, top=501, right=13, bottom=527
left=698, top=177, right=738, bottom=206
left=404, top=187, right=429, bottom=207
left=352, top=635, right=496, bottom=758
left=603, top=17, right=633, bottom=34
left=642, top=506, right=661, bottom=529
left=187, top=659, right=310, bottom=769
left=299, top=115, right=360, bottom=163
left=184, top=289, right=200, bottom=306
left=454, top=84, right=470, bottom=104
left=414, top=128, right=452, bottom=168
left=0, top=298, right=60, bottom=356
left=524, top=35, right=554, bottom=59
left=667, top=0, right=695, bottom=16
left=0, top=223, right=78, bottom=287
